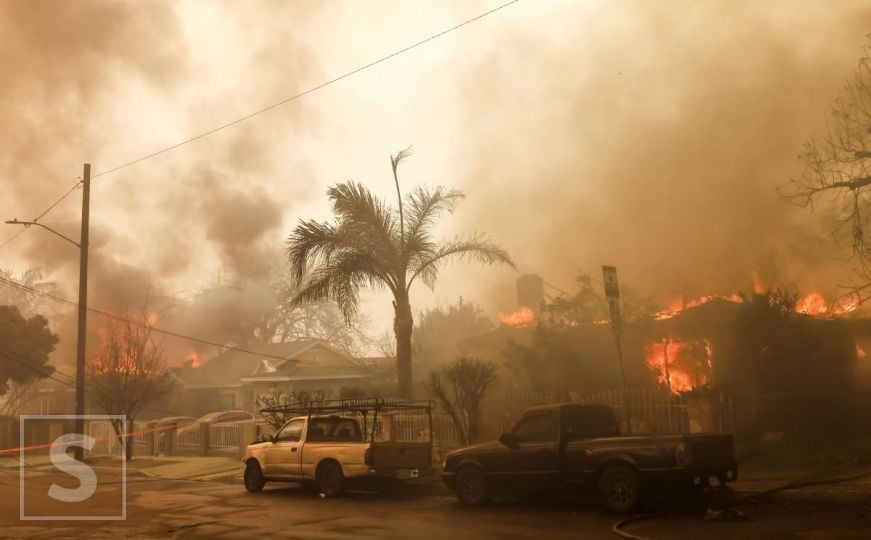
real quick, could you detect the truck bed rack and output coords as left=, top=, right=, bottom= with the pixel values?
left=259, top=397, right=433, bottom=415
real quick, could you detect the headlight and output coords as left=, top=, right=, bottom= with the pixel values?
left=675, top=443, right=692, bottom=466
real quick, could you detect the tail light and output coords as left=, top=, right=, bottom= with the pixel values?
left=675, top=443, right=692, bottom=466
left=364, top=447, right=373, bottom=467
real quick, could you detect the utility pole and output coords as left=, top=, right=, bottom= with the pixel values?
left=74, top=164, right=91, bottom=461
left=602, top=265, right=631, bottom=434
left=4, top=164, right=91, bottom=460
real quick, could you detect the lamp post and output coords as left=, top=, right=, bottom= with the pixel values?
left=5, top=164, right=90, bottom=460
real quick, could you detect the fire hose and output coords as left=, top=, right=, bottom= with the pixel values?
left=611, top=468, right=871, bottom=540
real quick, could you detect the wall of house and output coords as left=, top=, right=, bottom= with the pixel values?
left=17, top=388, right=76, bottom=416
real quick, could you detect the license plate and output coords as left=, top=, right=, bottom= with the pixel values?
left=397, top=469, right=419, bottom=479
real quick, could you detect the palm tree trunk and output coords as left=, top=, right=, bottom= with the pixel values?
left=393, top=294, right=414, bottom=400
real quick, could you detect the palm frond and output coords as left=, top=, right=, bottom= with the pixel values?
left=328, top=182, right=397, bottom=241
left=286, top=219, right=347, bottom=283
left=327, top=182, right=401, bottom=264
left=390, top=145, right=414, bottom=173
left=403, top=185, right=464, bottom=252
left=291, top=250, right=388, bottom=323
left=407, top=234, right=515, bottom=290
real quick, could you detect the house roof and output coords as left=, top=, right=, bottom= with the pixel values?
left=173, top=339, right=368, bottom=389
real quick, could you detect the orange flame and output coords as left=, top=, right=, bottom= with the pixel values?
left=90, top=315, right=164, bottom=377
left=795, top=292, right=859, bottom=317
left=857, top=344, right=867, bottom=359
left=644, top=338, right=711, bottom=394
left=795, top=292, right=827, bottom=315
left=652, top=294, right=743, bottom=320
left=185, top=351, right=204, bottom=368
left=753, top=272, right=766, bottom=294
left=498, top=306, right=535, bottom=327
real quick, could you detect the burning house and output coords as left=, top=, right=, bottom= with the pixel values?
left=465, top=276, right=870, bottom=438
left=168, top=339, right=375, bottom=416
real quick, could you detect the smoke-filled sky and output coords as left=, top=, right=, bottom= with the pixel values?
left=2, top=0, right=871, bottom=360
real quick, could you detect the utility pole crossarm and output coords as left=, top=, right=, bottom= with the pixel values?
left=4, top=219, right=80, bottom=247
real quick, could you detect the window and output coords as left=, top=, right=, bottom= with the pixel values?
left=307, top=417, right=363, bottom=442
left=511, top=411, right=558, bottom=443
left=220, top=392, right=237, bottom=410
left=275, top=419, right=304, bottom=442
left=38, top=397, right=55, bottom=415
left=563, top=406, right=620, bottom=439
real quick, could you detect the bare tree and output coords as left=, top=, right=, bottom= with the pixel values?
left=0, top=268, right=59, bottom=318
left=87, top=309, right=176, bottom=460
left=178, top=266, right=370, bottom=357
left=255, top=389, right=326, bottom=431
left=780, top=44, right=871, bottom=302
left=0, top=380, right=36, bottom=417
left=425, top=357, right=497, bottom=445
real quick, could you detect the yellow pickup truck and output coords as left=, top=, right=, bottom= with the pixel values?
left=242, top=399, right=433, bottom=497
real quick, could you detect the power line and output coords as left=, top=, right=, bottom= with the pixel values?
left=32, top=180, right=82, bottom=221
left=0, top=346, right=183, bottom=419
left=0, top=228, right=26, bottom=250
left=0, top=1, right=520, bottom=252
left=0, top=179, right=82, bottom=251
left=89, top=0, right=521, bottom=181
left=0, top=275, right=309, bottom=364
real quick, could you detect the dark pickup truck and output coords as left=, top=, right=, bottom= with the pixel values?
left=442, top=403, right=737, bottom=513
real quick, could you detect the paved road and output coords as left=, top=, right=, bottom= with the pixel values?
left=1, top=464, right=870, bottom=539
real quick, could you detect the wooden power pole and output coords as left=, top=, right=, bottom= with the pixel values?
left=74, top=163, right=90, bottom=461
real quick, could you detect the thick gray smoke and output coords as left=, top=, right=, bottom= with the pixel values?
left=2, top=1, right=871, bottom=365
left=441, top=1, right=871, bottom=312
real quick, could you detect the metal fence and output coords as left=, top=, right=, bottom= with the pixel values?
left=210, top=424, right=241, bottom=448
left=572, top=388, right=690, bottom=435
left=175, top=427, right=200, bottom=448
left=132, top=421, right=149, bottom=448
left=87, top=420, right=122, bottom=457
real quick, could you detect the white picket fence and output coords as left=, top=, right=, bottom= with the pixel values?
left=87, top=420, right=123, bottom=457
left=210, top=424, right=241, bottom=448
left=175, top=427, right=200, bottom=448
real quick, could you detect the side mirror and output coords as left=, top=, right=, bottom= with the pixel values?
left=260, top=434, right=275, bottom=443
left=499, top=432, right=519, bottom=449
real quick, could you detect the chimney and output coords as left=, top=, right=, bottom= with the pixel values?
left=517, top=274, right=544, bottom=313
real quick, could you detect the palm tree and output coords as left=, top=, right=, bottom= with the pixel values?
left=287, top=148, right=514, bottom=399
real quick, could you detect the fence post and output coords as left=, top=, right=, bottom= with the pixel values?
left=199, top=422, right=210, bottom=456
left=240, top=424, right=256, bottom=457
left=146, top=421, right=157, bottom=456
left=165, top=429, right=174, bottom=456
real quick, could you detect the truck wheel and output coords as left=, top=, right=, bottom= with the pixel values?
left=244, top=461, right=265, bottom=493
left=317, top=461, right=345, bottom=498
left=456, top=465, right=489, bottom=507
left=598, top=464, right=642, bottom=513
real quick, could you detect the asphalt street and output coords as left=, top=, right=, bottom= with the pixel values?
left=1, top=463, right=870, bottom=539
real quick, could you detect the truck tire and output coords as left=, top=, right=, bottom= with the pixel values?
left=598, top=464, right=642, bottom=514
left=244, top=461, right=265, bottom=493
left=455, top=465, right=489, bottom=507
left=316, top=461, right=345, bottom=498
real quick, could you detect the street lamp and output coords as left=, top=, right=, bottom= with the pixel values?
left=5, top=164, right=90, bottom=461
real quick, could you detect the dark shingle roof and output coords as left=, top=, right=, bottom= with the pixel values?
left=173, top=339, right=340, bottom=388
